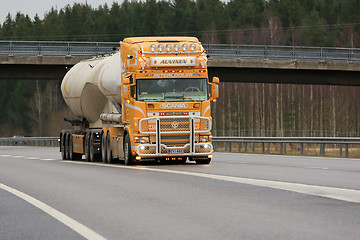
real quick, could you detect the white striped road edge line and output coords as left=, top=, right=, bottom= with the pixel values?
left=63, top=161, right=360, bottom=204
left=0, top=155, right=57, bottom=161
left=0, top=183, right=107, bottom=240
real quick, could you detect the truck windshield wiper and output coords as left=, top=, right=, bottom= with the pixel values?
left=180, top=97, right=197, bottom=102
left=142, top=98, right=166, bottom=102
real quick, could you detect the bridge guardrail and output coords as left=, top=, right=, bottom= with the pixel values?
left=0, top=41, right=119, bottom=56
left=0, top=41, right=360, bottom=62
left=203, top=44, right=360, bottom=62
left=1, top=136, right=359, bottom=157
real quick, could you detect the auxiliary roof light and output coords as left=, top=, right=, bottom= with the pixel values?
left=157, top=44, right=164, bottom=52
left=189, top=43, right=196, bottom=52
left=174, top=44, right=180, bottom=52
left=165, top=44, right=172, bottom=52
left=150, top=44, right=156, bottom=52
left=181, top=43, right=188, bottom=52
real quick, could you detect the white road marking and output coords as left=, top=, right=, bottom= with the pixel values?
left=0, top=155, right=57, bottom=161
left=304, top=166, right=330, bottom=170
left=63, top=161, right=360, bottom=203
left=0, top=183, right=107, bottom=240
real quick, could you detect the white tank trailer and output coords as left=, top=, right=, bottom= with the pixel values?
left=61, top=52, right=123, bottom=125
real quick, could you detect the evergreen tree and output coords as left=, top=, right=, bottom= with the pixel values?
left=302, top=9, right=330, bottom=46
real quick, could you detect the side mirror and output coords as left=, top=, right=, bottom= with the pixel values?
left=211, top=84, right=219, bottom=99
left=212, top=77, right=219, bottom=84
left=122, top=78, right=131, bottom=100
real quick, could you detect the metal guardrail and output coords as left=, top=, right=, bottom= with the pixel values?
left=0, top=40, right=359, bottom=62
left=1, top=136, right=359, bottom=157
left=204, top=44, right=360, bottom=62
left=0, top=137, right=59, bottom=147
left=0, top=41, right=119, bottom=56
left=212, top=137, right=360, bottom=157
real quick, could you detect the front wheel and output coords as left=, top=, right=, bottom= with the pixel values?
left=124, top=134, right=134, bottom=165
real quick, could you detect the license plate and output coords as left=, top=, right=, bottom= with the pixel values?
left=168, top=149, right=183, bottom=154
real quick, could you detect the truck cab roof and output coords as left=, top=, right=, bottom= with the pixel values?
left=123, top=36, right=200, bottom=44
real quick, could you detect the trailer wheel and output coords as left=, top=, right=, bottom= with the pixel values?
left=84, top=133, right=90, bottom=162
left=65, top=133, right=70, bottom=160
left=60, top=133, right=66, bottom=160
left=101, top=132, right=107, bottom=163
left=124, top=134, right=134, bottom=165
left=69, top=133, right=74, bottom=160
left=106, top=132, right=114, bottom=164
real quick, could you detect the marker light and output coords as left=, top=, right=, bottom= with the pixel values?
left=174, top=44, right=180, bottom=52
left=157, top=44, right=164, bottom=52
left=165, top=44, right=172, bottom=52
left=189, top=43, right=196, bottom=52
left=181, top=43, right=188, bottom=52
left=150, top=44, right=156, bottom=52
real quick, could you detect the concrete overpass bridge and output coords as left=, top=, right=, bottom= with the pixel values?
left=1, top=41, right=360, bottom=85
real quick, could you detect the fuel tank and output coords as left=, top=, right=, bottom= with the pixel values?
left=61, top=52, right=123, bottom=123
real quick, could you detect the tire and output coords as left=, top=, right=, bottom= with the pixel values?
left=65, top=133, right=70, bottom=160
left=106, top=132, right=114, bottom=164
left=84, top=133, right=90, bottom=162
left=69, top=134, right=74, bottom=160
left=60, top=133, right=66, bottom=160
left=124, top=134, right=134, bottom=165
left=101, top=132, right=107, bottom=163
left=195, top=157, right=211, bottom=164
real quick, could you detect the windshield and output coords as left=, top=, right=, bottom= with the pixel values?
left=137, top=78, right=208, bottom=102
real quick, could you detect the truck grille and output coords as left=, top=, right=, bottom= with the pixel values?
left=140, top=116, right=211, bottom=134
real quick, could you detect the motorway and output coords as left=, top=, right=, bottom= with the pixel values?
left=1, top=146, right=359, bottom=240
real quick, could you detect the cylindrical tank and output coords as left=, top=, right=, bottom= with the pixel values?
left=61, top=52, right=123, bottom=123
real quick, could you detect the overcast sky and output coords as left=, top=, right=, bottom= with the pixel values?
left=0, top=0, right=230, bottom=23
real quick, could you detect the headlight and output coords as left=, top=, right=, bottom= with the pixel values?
left=165, top=44, right=172, bottom=52
left=174, top=44, right=180, bottom=52
left=189, top=43, right=196, bottom=52
left=181, top=43, right=188, bottom=52
left=200, top=135, right=209, bottom=142
left=157, top=44, right=164, bottom=52
left=150, top=44, right=156, bottom=52
left=134, top=136, right=150, bottom=143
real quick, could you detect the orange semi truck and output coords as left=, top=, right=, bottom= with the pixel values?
left=60, top=37, right=219, bottom=165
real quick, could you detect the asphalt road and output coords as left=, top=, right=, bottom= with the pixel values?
left=1, top=146, right=359, bottom=240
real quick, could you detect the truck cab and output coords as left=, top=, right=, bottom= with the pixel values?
left=118, top=37, right=219, bottom=164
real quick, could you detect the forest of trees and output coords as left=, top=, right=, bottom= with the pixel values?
left=1, top=0, right=360, bottom=47
left=0, top=0, right=360, bottom=137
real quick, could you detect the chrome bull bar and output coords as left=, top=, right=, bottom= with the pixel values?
left=137, top=116, right=212, bottom=157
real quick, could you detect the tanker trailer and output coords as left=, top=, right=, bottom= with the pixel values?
left=60, top=36, right=220, bottom=165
